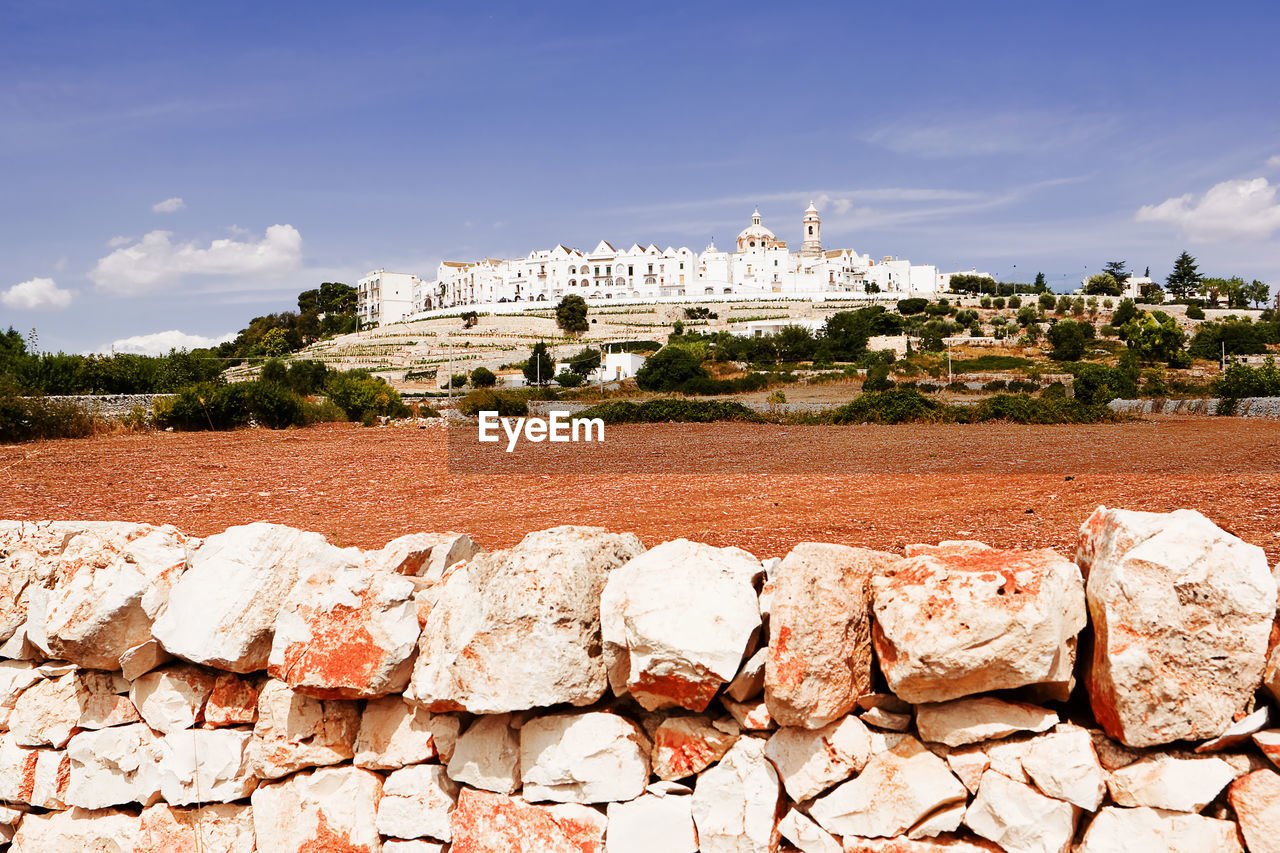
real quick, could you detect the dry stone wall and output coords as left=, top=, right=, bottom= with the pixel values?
left=1, top=508, right=1279, bottom=852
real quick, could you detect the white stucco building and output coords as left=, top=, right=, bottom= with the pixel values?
left=357, top=270, right=420, bottom=327
left=359, top=205, right=965, bottom=325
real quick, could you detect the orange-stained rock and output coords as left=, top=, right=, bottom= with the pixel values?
left=766, top=543, right=903, bottom=729
left=251, top=765, right=383, bottom=853
left=602, top=539, right=761, bottom=712
left=651, top=715, right=737, bottom=781
left=0, top=733, right=70, bottom=809
left=44, top=524, right=191, bottom=670
left=766, top=715, right=873, bottom=802
left=1229, top=769, right=1280, bottom=853
left=269, top=561, right=419, bottom=699
left=9, top=670, right=138, bottom=748
left=129, top=664, right=215, bottom=733
left=204, top=673, right=260, bottom=728
left=1079, top=506, right=1275, bottom=747
left=354, top=695, right=460, bottom=770
left=10, top=806, right=142, bottom=851
left=1076, top=806, right=1245, bottom=853
left=136, top=802, right=255, bottom=853
left=410, top=526, right=644, bottom=714
left=246, top=679, right=359, bottom=780
left=367, top=531, right=478, bottom=580
left=871, top=546, right=1085, bottom=704
left=690, top=736, right=783, bottom=853
left=449, top=788, right=607, bottom=853
left=842, top=835, right=1003, bottom=851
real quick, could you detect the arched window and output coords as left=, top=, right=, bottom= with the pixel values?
left=568, top=266, right=576, bottom=274
left=568, top=279, right=576, bottom=287
left=808, top=226, right=814, bottom=235
left=749, top=241, right=756, bottom=247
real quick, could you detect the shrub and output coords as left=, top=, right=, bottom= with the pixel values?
left=970, top=393, right=1113, bottom=424
left=245, top=380, right=304, bottom=428
left=457, top=389, right=528, bottom=417
left=635, top=346, right=708, bottom=391
left=1186, top=304, right=1206, bottom=320
left=1213, top=362, right=1280, bottom=399
left=555, top=370, right=585, bottom=388
left=828, top=389, right=945, bottom=424
left=862, top=364, right=895, bottom=392
left=286, top=360, right=330, bottom=395
left=260, top=358, right=288, bottom=386
left=470, top=366, right=497, bottom=388
left=1072, top=364, right=1138, bottom=405
left=0, top=384, right=103, bottom=443
left=325, top=372, right=410, bottom=421
left=1043, top=381, right=1067, bottom=399
left=574, top=399, right=764, bottom=424
left=982, top=379, right=1008, bottom=392
left=897, top=298, right=928, bottom=315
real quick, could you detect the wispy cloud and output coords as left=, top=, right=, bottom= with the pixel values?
left=1136, top=177, right=1280, bottom=242
left=863, top=111, right=1117, bottom=158
left=1, top=277, right=73, bottom=311
left=90, top=224, right=304, bottom=295
left=152, top=197, right=185, bottom=213
left=1269, top=155, right=1280, bottom=169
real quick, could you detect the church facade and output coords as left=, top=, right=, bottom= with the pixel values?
left=361, top=205, right=964, bottom=325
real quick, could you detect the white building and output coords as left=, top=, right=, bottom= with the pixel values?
left=589, top=351, right=648, bottom=382
left=359, top=205, right=962, bottom=325
left=357, top=270, right=419, bottom=327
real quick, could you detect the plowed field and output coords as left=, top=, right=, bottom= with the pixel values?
left=3, top=417, right=1278, bottom=563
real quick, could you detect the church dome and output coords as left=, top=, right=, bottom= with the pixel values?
left=736, top=208, right=775, bottom=244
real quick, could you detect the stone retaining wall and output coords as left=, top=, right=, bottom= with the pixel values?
left=2, top=509, right=1279, bottom=851
left=1109, top=396, right=1280, bottom=417
left=42, top=394, right=175, bottom=418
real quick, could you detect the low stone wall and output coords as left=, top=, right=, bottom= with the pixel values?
left=42, top=394, right=174, bottom=418
left=1, top=509, right=1278, bottom=851
left=1109, top=396, right=1280, bottom=417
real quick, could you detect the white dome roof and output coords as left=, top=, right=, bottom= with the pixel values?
left=737, top=209, right=774, bottom=241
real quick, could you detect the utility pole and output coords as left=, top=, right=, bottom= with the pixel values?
left=947, top=340, right=953, bottom=385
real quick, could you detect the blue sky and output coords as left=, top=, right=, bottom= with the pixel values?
left=3, top=0, right=1279, bottom=353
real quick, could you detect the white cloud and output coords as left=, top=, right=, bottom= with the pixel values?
left=152, top=197, right=186, bottom=213
left=1136, top=177, right=1280, bottom=242
left=105, top=329, right=235, bottom=355
left=864, top=112, right=1114, bottom=158
left=89, top=224, right=304, bottom=295
left=107, top=235, right=132, bottom=247
left=1269, top=155, right=1280, bottom=168
left=1, top=277, right=73, bottom=311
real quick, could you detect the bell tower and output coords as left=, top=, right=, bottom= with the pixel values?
left=801, top=201, right=822, bottom=257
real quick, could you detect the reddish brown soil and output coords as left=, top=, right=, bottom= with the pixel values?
left=3, top=417, right=1278, bottom=563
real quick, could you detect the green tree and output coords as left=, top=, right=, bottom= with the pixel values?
left=774, top=325, right=816, bottom=361
left=1120, top=312, right=1188, bottom=366
left=1112, top=298, right=1138, bottom=327
left=554, top=295, right=589, bottom=335
left=1073, top=364, right=1137, bottom=404
left=1047, top=320, right=1089, bottom=361
left=259, top=328, right=291, bottom=358
left=1140, top=281, right=1165, bottom=303
left=1084, top=273, right=1121, bottom=296
left=260, top=358, right=287, bottom=386
left=1034, top=272, right=1047, bottom=290
left=1166, top=251, right=1201, bottom=301
left=635, top=346, right=708, bottom=391
left=1038, top=292, right=1056, bottom=311
left=1247, top=280, right=1271, bottom=308
left=523, top=342, right=556, bottom=386
left=470, top=366, right=497, bottom=388
left=461, top=311, right=479, bottom=328
left=1102, top=261, right=1130, bottom=289
left=567, top=347, right=602, bottom=376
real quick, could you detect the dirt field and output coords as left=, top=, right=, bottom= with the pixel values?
left=3, top=417, right=1279, bottom=564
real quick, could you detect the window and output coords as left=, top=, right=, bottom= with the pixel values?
left=606, top=265, right=611, bottom=275
left=628, top=265, right=633, bottom=276
left=679, top=262, right=684, bottom=269
left=594, top=266, right=600, bottom=276
left=808, top=226, right=814, bottom=235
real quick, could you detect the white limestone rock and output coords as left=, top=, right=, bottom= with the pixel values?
left=1020, top=725, right=1107, bottom=811
left=871, top=546, right=1086, bottom=703
left=651, top=714, right=738, bottom=780
left=964, top=770, right=1077, bottom=853
left=268, top=561, right=420, bottom=699
left=809, top=735, right=967, bottom=839
left=916, top=697, right=1058, bottom=747
left=136, top=802, right=256, bottom=853
left=447, top=713, right=522, bottom=794
left=0, top=660, right=43, bottom=729
left=44, top=524, right=191, bottom=670
left=690, top=736, right=782, bottom=853
left=605, top=788, right=697, bottom=853
left=354, top=695, right=460, bottom=769
left=64, top=723, right=162, bottom=809
left=118, top=639, right=172, bottom=681
left=384, top=842, right=449, bottom=853
left=727, top=646, right=768, bottom=703
left=520, top=711, right=650, bottom=804
left=204, top=672, right=260, bottom=728
left=369, top=531, right=478, bottom=580
left=1077, top=805, right=1245, bottom=853
left=9, top=807, right=142, bottom=852
left=1079, top=506, right=1276, bottom=746
left=152, top=523, right=362, bottom=673
left=409, top=526, right=644, bottom=713
left=602, top=538, right=761, bottom=712
left=129, top=664, right=215, bottom=733
left=1107, top=752, right=1240, bottom=812
left=157, top=728, right=255, bottom=806
left=8, top=673, right=82, bottom=747
left=377, top=763, right=459, bottom=841
left=251, top=765, right=383, bottom=853
left=765, top=543, right=902, bottom=728
left=723, top=695, right=775, bottom=731
left=246, top=678, right=360, bottom=780
left=764, top=714, right=873, bottom=802
left=777, top=808, right=841, bottom=853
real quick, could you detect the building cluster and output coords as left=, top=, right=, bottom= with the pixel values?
left=358, top=205, right=981, bottom=326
